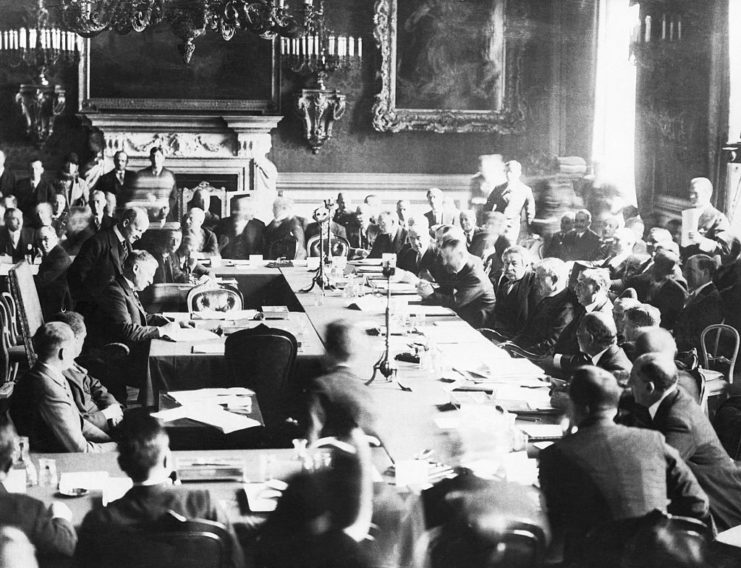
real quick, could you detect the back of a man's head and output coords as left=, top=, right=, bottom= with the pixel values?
left=569, top=366, right=621, bottom=413
left=32, top=322, right=74, bottom=363
left=116, top=410, right=170, bottom=483
left=50, top=311, right=86, bottom=340
left=580, top=312, right=617, bottom=351
left=634, top=327, right=677, bottom=358
left=633, top=353, right=678, bottom=392
left=0, top=419, right=17, bottom=475
left=324, top=319, right=359, bottom=365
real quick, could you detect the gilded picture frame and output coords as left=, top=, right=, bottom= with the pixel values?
left=372, top=0, right=528, bottom=134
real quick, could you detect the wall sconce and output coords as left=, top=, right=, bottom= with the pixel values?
left=297, top=88, right=345, bottom=154
left=16, top=81, right=66, bottom=145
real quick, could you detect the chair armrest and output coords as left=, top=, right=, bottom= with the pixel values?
left=102, top=343, right=131, bottom=363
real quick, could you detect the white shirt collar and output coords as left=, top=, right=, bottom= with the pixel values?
left=584, top=297, right=605, bottom=313
left=648, top=385, right=677, bottom=419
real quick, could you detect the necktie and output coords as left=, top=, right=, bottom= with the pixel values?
left=119, top=240, right=129, bottom=265
left=164, top=256, right=173, bottom=282
left=117, top=171, right=125, bottom=186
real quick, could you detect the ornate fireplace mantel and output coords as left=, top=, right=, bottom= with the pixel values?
left=80, top=112, right=283, bottom=197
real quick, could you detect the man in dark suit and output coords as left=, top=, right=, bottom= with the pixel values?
left=135, top=147, right=177, bottom=218
left=0, top=150, right=16, bottom=198
left=630, top=353, right=741, bottom=530
left=543, top=212, right=575, bottom=260
left=681, top=177, right=733, bottom=260
left=396, top=218, right=435, bottom=278
left=264, top=196, right=306, bottom=260
left=562, top=209, right=603, bottom=261
left=625, top=249, right=688, bottom=330
left=424, top=187, right=459, bottom=227
left=50, top=311, right=123, bottom=430
left=483, top=160, right=535, bottom=243
left=416, top=238, right=495, bottom=328
left=492, top=245, right=538, bottom=338
left=67, top=207, right=149, bottom=310
left=215, top=195, right=265, bottom=259
left=95, top=150, right=136, bottom=203
left=0, top=208, right=35, bottom=262
left=674, top=254, right=724, bottom=354
left=12, top=159, right=55, bottom=218
left=12, top=323, right=116, bottom=453
left=549, top=312, right=632, bottom=378
left=89, top=189, right=115, bottom=234
left=0, top=420, right=77, bottom=563
left=552, top=267, right=613, bottom=356
left=346, top=204, right=379, bottom=259
left=35, top=227, right=72, bottom=319
left=509, top=258, right=577, bottom=356
left=540, top=366, right=709, bottom=564
left=75, top=412, right=244, bottom=568
left=182, top=207, right=219, bottom=257
left=368, top=211, right=407, bottom=259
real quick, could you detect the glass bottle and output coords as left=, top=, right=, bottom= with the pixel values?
left=14, top=436, right=37, bottom=487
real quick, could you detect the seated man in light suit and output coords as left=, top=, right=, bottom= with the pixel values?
left=539, top=366, right=709, bottom=565
left=50, top=311, right=124, bottom=426
left=13, top=323, right=117, bottom=453
left=75, top=411, right=244, bottom=568
left=681, top=177, right=732, bottom=260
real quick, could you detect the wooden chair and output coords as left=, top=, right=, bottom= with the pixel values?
left=306, top=234, right=350, bottom=258
left=177, top=181, right=228, bottom=223
left=186, top=282, right=244, bottom=313
left=8, top=261, right=44, bottom=367
left=77, top=510, right=233, bottom=568
left=700, top=324, right=740, bottom=417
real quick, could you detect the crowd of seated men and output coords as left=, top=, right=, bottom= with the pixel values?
left=4, top=145, right=741, bottom=565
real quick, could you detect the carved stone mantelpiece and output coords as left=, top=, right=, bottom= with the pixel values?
left=80, top=112, right=282, bottom=196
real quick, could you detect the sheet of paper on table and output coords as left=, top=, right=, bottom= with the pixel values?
left=59, top=471, right=110, bottom=493
left=166, top=388, right=255, bottom=407
left=192, top=343, right=225, bottom=355
left=191, top=309, right=260, bottom=321
left=372, top=281, right=419, bottom=295
left=518, top=424, right=565, bottom=441
left=405, top=305, right=457, bottom=317
left=161, top=327, right=221, bottom=342
left=153, top=403, right=261, bottom=434
left=243, top=483, right=281, bottom=512
left=347, top=296, right=387, bottom=312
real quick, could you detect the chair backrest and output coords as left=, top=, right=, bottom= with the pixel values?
left=268, top=236, right=298, bottom=260
left=86, top=511, right=231, bottom=568
left=0, top=292, right=20, bottom=345
left=700, top=323, right=740, bottom=384
left=177, top=181, right=228, bottom=223
left=188, top=288, right=244, bottom=313
left=224, top=324, right=298, bottom=429
left=307, top=234, right=351, bottom=258
left=0, top=302, right=13, bottom=385
left=8, top=261, right=44, bottom=367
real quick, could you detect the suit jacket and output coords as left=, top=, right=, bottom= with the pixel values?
left=63, top=361, right=120, bottom=432
left=492, top=270, right=539, bottom=338
left=681, top=204, right=732, bottom=259
left=539, top=417, right=709, bottom=563
left=552, top=296, right=613, bottom=356
left=424, top=209, right=458, bottom=227
left=512, top=288, right=577, bottom=356
left=12, top=363, right=115, bottom=453
left=67, top=227, right=129, bottom=304
left=396, top=245, right=436, bottom=278
left=76, top=484, right=244, bottom=568
left=0, top=483, right=77, bottom=560
left=346, top=222, right=379, bottom=252
left=153, top=252, right=188, bottom=284
left=543, top=231, right=569, bottom=260
left=0, top=168, right=16, bottom=197
left=96, top=168, right=136, bottom=199
left=483, top=181, right=535, bottom=224
left=424, top=255, right=496, bottom=328
left=90, top=214, right=116, bottom=234
left=135, top=166, right=177, bottom=199
left=635, top=387, right=741, bottom=530
left=556, top=343, right=633, bottom=376
left=305, top=220, right=348, bottom=243
left=35, top=244, right=72, bottom=318
left=562, top=229, right=603, bottom=262
left=0, top=226, right=36, bottom=262
left=674, top=283, right=724, bottom=353
left=13, top=177, right=55, bottom=217
left=264, top=216, right=307, bottom=260
left=626, top=274, right=688, bottom=330
left=95, top=275, right=167, bottom=345
left=216, top=218, right=265, bottom=260
left=368, top=226, right=408, bottom=258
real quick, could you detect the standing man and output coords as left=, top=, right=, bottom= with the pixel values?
left=682, top=177, right=732, bottom=260
left=458, top=210, right=479, bottom=249
left=0, top=150, right=15, bottom=198
left=135, top=147, right=177, bottom=219
left=13, top=158, right=54, bottom=217
left=89, top=189, right=115, bottom=233
left=0, top=208, right=35, bottom=262
left=424, top=188, right=458, bottom=227
left=416, top=238, right=496, bottom=328
left=215, top=195, right=265, bottom=260
left=96, top=151, right=136, bottom=205
left=67, top=207, right=150, bottom=312
left=483, top=160, right=535, bottom=243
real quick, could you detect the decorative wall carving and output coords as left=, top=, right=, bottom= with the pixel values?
left=372, top=0, right=529, bottom=134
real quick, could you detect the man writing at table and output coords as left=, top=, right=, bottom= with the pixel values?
left=415, top=237, right=496, bottom=328
left=75, top=411, right=245, bottom=568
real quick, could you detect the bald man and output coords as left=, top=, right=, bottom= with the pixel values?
left=630, top=353, right=741, bottom=530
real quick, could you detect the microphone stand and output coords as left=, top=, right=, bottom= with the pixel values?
left=366, top=264, right=412, bottom=392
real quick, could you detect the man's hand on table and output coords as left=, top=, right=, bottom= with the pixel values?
left=416, top=280, right=434, bottom=298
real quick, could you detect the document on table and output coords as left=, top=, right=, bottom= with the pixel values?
left=518, top=424, right=565, bottom=441
left=160, top=327, right=221, bottom=342
left=166, top=388, right=255, bottom=407
left=191, top=309, right=260, bottom=321
left=153, top=403, right=261, bottom=434
left=347, top=296, right=387, bottom=312
left=372, top=281, right=419, bottom=295
left=58, top=471, right=110, bottom=493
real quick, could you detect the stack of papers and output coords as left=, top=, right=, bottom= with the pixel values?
left=59, top=471, right=110, bottom=493
left=372, top=281, right=419, bottom=295
left=161, top=327, right=221, bottom=343
left=347, top=297, right=387, bottom=312
left=153, top=404, right=261, bottom=434
left=167, top=388, right=255, bottom=407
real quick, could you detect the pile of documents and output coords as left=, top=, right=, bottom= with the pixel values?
left=153, top=388, right=261, bottom=434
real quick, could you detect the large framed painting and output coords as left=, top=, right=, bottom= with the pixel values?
left=78, top=22, right=279, bottom=113
left=372, top=0, right=528, bottom=133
